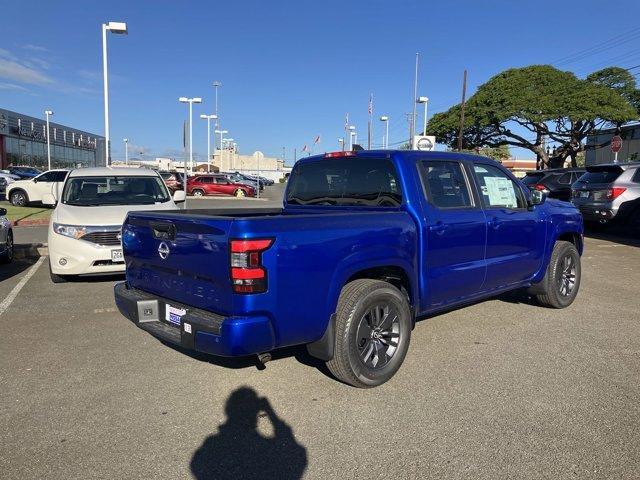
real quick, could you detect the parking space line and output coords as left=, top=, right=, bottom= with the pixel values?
left=0, top=256, right=45, bottom=317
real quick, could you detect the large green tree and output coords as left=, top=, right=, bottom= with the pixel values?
left=587, top=66, right=640, bottom=115
left=426, top=65, right=637, bottom=168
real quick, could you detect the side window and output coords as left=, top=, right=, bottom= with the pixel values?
left=52, top=171, right=68, bottom=182
left=473, top=164, right=526, bottom=209
left=557, top=173, right=572, bottom=184
left=632, top=168, right=640, bottom=184
left=420, top=161, right=472, bottom=209
left=37, top=172, right=55, bottom=182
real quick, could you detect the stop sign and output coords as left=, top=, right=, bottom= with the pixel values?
left=611, top=135, right=623, bottom=153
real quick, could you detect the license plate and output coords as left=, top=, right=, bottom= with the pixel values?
left=165, top=304, right=186, bottom=326
left=579, top=191, right=589, bottom=198
left=111, top=249, right=124, bottom=262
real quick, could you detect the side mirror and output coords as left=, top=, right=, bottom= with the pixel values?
left=173, top=190, right=186, bottom=203
left=32, top=177, right=38, bottom=183
left=0, top=207, right=6, bottom=216
left=42, top=193, right=56, bottom=206
left=529, top=190, right=546, bottom=207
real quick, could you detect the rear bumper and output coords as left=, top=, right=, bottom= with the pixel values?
left=575, top=204, right=618, bottom=223
left=114, top=282, right=275, bottom=357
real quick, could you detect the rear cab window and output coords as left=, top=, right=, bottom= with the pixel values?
left=286, top=157, right=402, bottom=207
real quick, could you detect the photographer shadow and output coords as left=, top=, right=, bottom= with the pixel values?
left=190, top=387, right=307, bottom=480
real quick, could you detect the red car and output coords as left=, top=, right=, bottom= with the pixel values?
left=187, top=174, right=256, bottom=197
left=159, top=172, right=184, bottom=193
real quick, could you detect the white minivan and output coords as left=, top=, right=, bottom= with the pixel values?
left=44, top=167, right=186, bottom=283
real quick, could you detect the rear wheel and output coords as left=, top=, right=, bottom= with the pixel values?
left=192, top=189, right=204, bottom=197
left=234, top=189, right=246, bottom=198
left=0, top=231, right=13, bottom=263
left=532, top=241, right=581, bottom=309
left=10, top=190, right=28, bottom=207
left=327, top=279, right=412, bottom=388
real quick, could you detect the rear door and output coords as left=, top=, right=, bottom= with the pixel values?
left=471, top=163, right=546, bottom=291
left=418, top=159, right=487, bottom=307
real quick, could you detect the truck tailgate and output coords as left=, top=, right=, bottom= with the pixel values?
left=122, top=211, right=235, bottom=315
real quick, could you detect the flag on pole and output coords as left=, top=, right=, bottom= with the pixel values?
left=368, top=93, right=373, bottom=115
left=313, top=135, right=321, bottom=145
left=301, top=144, right=308, bottom=152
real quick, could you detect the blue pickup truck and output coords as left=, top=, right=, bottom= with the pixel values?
left=115, top=151, right=584, bottom=387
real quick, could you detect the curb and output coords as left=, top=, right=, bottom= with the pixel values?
left=11, top=217, right=51, bottom=227
left=14, top=243, right=48, bottom=260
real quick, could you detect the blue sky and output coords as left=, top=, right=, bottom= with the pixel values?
left=1, top=0, right=640, bottom=164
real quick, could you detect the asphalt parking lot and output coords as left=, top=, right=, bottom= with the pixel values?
left=1, top=187, right=639, bottom=479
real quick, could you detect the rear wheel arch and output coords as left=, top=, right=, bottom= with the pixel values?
left=307, top=264, right=415, bottom=362
left=556, top=231, right=583, bottom=255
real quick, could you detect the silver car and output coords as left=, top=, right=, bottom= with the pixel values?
left=0, top=207, right=13, bottom=263
left=571, top=163, right=640, bottom=232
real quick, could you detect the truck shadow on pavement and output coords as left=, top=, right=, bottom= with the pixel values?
left=190, top=386, right=308, bottom=480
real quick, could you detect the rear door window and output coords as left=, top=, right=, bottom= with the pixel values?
left=473, top=164, right=526, bottom=209
left=419, top=161, right=473, bottom=208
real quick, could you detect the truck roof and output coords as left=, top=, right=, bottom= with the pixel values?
left=68, top=167, right=161, bottom=178
left=295, top=150, right=503, bottom=167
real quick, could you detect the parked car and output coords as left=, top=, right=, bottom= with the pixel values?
left=115, top=150, right=584, bottom=388
left=571, top=162, right=640, bottom=231
left=7, top=169, right=69, bottom=206
left=8, top=166, right=42, bottom=179
left=521, top=168, right=586, bottom=201
left=223, top=172, right=261, bottom=192
left=187, top=174, right=256, bottom=197
left=159, top=171, right=185, bottom=193
left=44, top=167, right=186, bottom=283
left=0, top=207, right=13, bottom=263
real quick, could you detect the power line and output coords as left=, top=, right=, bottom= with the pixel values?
left=552, top=26, right=640, bottom=66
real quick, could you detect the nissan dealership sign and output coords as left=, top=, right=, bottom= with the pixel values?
left=413, top=135, right=436, bottom=151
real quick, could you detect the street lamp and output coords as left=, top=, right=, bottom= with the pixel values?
left=416, top=96, right=429, bottom=135
left=348, top=125, right=356, bottom=150
left=123, top=138, right=129, bottom=165
left=379, top=115, right=389, bottom=149
left=102, top=21, right=128, bottom=166
left=44, top=110, right=53, bottom=170
left=200, top=114, right=217, bottom=173
left=179, top=96, right=202, bottom=177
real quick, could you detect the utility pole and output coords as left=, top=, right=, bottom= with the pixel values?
left=457, top=69, right=468, bottom=152
left=410, top=52, right=419, bottom=149
left=405, top=113, right=413, bottom=148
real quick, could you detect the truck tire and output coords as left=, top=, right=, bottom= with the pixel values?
left=533, top=240, right=581, bottom=309
left=327, top=279, right=412, bottom=388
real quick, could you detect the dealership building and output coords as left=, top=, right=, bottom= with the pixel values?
left=0, top=108, right=105, bottom=170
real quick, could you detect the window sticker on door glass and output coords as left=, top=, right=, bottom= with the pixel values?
left=484, top=176, right=518, bottom=208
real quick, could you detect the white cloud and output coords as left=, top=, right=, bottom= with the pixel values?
left=0, top=58, right=53, bottom=85
left=22, top=44, right=49, bottom=52
left=0, top=82, right=28, bottom=91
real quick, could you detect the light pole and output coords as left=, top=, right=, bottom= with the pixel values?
left=44, top=110, right=53, bottom=170
left=379, top=116, right=389, bottom=149
left=212, top=81, right=222, bottom=157
left=410, top=52, right=419, bottom=149
left=102, top=21, right=128, bottom=166
left=179, top=97, right=202, bottom=177
left=417, top=96, right=429, bottom=135
left=123, top=138, right=129, bottom=165
left=200, top=114, right=217, bottom=172
left=348, top=125, right=356, bottom=150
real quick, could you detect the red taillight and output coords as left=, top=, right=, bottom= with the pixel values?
left=607, top=187, right=626, bottom=200
left=325, top=151, right=356, bottom=158
left=534, top=184, right=547, bottom=191
left=230, top=238, right=273, bottom=293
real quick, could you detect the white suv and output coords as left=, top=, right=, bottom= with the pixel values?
left=7, top=169, right=69, bottom=206
left=44, top=167, right=186, bottom=283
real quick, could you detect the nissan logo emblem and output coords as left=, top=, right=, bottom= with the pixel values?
left=158, top=242, right=170, bottom=259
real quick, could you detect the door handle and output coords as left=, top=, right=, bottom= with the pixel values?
left=488, top=217, right=502, bottom=229
left=428, top=222, right=449, bottom=235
